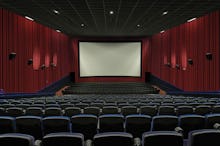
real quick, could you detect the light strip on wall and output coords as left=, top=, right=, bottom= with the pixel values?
left=187, top=18, right=196, bottom=22
left=25, top=16, right=34, bottom=21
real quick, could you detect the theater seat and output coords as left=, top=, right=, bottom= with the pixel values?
left=6, top=107, right=24, bottom=117
left=206, top=114, right=220, bottom=128
left=71, top=114, right=98, bottom=140
left=152, top=115, right=178, bottom=131
left=42, top=133, right=84, bottom=146
left=42, top=116, right=71, bottom=135
left=142, top=131, right=183, bottom=146
left=121, top=106, right=137, bottom=116
left=26, top=107, right=43, bottom=117
left=84, top=107, right=100, bottom=116
left=44, top=107, right=62, bottom=117
left=188, top=129, right=220, bottom=146
left=16, top=116, right=43, bottom=139
left=94, top=132, right=133, bottom=146
left=177, top=106, right=194, bottom=115
left=64, top=107, right=81, bottom=117
left=99, top=114, right=124, bottom=132
left=0, top=133, right=34, bottom=146
left=139, top=106, right=157, bottom=116
left=102, top=106, right=119, bottom=114
left=158, top=106, right=176, bottom=115
left=179, top=115, right=205, bottom=138
left=0, top=116, right=15, bottom=134
left=125, top=115, right=151, bottom=138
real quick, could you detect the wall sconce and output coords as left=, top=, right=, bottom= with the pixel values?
left=206, top=53, right=212, bottom=60
left=9, top=52, right=16, bottom=60
left=188, top=59, right=193, bottom=65
left=176, top=64, right=180, bottom=69
left=27, top=59, right=33, bottom=65
left=40, top=64, right=46, bottom=70
left=165, top=62, right=171, bottom=67
left=50, top=62, right=56, bottom=67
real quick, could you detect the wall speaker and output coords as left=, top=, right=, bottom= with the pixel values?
left=27, top=59, right=33, bottom=65
left=206, top=53, right=212, bottom=60
left=9, top=52, right=16, bottom=60
left=188, top=59, right=193, bottom=65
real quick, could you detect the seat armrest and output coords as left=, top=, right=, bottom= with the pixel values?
left=175, top=127, right=184, bottom=134
left=34, top=140, right=42, bottom=146
left=213, top=123, right=220, bottom=130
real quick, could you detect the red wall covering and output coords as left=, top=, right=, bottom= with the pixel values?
left=72, top=38, right=150, bottom=82
left=149, top=11, right=220, bottom=92
left=0, top=9, right=73, bottom=93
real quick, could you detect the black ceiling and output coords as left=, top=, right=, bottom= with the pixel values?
left=1, top=0, right=220, bottom=37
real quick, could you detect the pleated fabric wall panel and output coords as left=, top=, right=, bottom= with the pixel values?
left=0, top=8, right=73, bottom=93
left=149, top=11, right=220, bottom=92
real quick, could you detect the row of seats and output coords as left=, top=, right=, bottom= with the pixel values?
left=1, top=114, right=220, bottom=139
left=0, top=129, right=220, bottom=146
left=2, top=94, right=219, bottom=104
left=1, top=105, right=220, bottom=117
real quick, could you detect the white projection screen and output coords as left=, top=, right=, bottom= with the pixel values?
left=79, top=42, right=142, bottom=77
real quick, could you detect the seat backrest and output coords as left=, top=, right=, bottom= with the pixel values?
left=64, top=107, right=81, bottom=117
left=84, top=107, right=100, bottom=116
left=42, top=116, right=71, bottom=135
left=0, top=133, right=34, bottom=146
left=205, top=114, right=220, bottom=128
left=142, top=131, right=183, bottom=146
left=179, top=115, right=205, bottom=138
left=212, top=105, right=220, bottom=114
left=0, top=116, right=15, bottom=134
left=99, top=114, right=124, bottom=132
left=44, top=107, right=62, bottom=117
left=195, top=105, right=212, bottom=115
left=188, top=129, right=220, bottom=146
left=0, top=108, right=6, bottom=116
left=140, top=106, right=157, bottom=116
left=102, top=106, right=119, bottom=114
left=6, top=107, right=24, bottom=117
left=177, top=106, right=194, bottom=115
left=42, top=133, right=84, bottom=146
left=158, top=106, right=176, bottom=115
left=94, top=132, right=133, bottom=146
left=16, top=116, right=43, bottom=139
left=125, top=115, right=151, bottom=138
left=121, top=106, right=137, bottom=116
left=152, top=115, right=178, bottom=131
left=71, top=114, right=98, bottom=140
left=26, top=107, right=43, bottom=116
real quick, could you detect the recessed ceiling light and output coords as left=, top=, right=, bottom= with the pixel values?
left=53, top=9, right=60, bottom=14
left=25, top=16, right=34, bottom=21
left=137, top=24, right=140, bottom=27
left=56, top=30, right=61, bottom=33
left=162, top=11, right=168, bottom=15
left=160, top=30, right=165, bottom=33
left=187, top=17, right=196, bottom=22
left=109, top=10, right=114, bottom=15
left=81, top=23, right=85, bottom=27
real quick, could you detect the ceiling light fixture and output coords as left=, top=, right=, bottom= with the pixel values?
left=81, top=23, right=85, bottom=27
left=109, top=10, right=114, bottom=15
left=137, top=24, right=140, bottom=27
left=25, top=16, right=34, bottom=21
left=53, top=9, right=60, bottom=14
left=162, top=11, right=168, bottom=15
left=187, top=17, right=196, bottom=22
left=160, top=30, right=165, bottom=33
left=56, top=30, right=61, bottom=33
